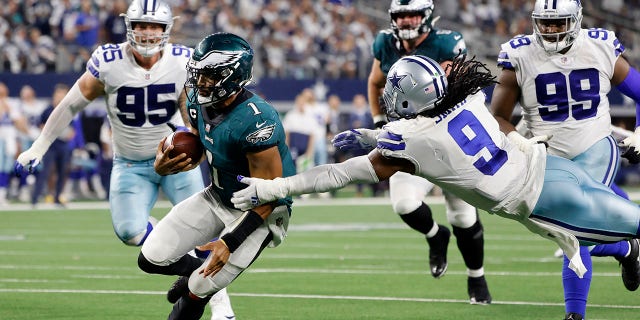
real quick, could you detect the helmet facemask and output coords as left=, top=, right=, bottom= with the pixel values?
left=389, top=0, right=435, bottom=40
left=532, top=0, right=582, bottom=53
left=121, top=0, right=175, bottom=57
left=185, top=63, right=248, bottom=109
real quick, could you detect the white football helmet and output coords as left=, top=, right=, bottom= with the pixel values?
left=532, top=0, right=582, bottom=53
left=382, top=55, right=447, bottom=119
left=389, top=0, right=435, bottom=40
left=121, top=0, right=175, bottom=57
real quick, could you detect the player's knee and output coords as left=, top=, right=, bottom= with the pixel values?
left=392, top=198, right=423, bottom=215
left=189, top=264, right=240, bottom=298
left=118, top=217, right=158, bottom=246
left=137, top=252, right=156, bottom=273
left=446, top=207, right=477, bottom=228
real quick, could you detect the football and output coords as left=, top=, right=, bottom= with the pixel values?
left=163, top=131, right=204, bottom=160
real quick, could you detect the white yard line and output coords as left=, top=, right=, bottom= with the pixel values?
left=0, top=288, right=637, bottom=311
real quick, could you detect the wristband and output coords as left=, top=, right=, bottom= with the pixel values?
left=221, top=210, right=263, bottom=253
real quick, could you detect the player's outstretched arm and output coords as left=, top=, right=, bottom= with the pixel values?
left=613, top=58, right=640, bottom=163
left=15, top=72, right=101, bottom=176
left=231, top=155, right=387, bottom=211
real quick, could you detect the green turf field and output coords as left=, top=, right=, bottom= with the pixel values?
left=1, top=199, right=638, bottom=319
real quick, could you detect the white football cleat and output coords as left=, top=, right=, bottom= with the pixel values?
left=210, top=287, right=235, bottom=320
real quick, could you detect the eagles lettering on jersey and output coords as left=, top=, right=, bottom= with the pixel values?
left=373, top=28, right=466, bottom=75
left=85, top=42, right=193, bottom=161
left=187, top=89, right=295, bottom=208
left=496, top=28, right=624, bottom=159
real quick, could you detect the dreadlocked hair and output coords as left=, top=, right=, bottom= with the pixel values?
left=426, top=54, right=497, bottom=116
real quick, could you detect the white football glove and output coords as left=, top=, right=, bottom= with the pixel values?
left=331, top=128, right=380, bottom=152
left=507, top=131, right=552, bottom=153
left=620, top=127, right=640, bottom=164
left=231, top=175, right=287, bottom=211
left=14, top=139, right=50, bottom=176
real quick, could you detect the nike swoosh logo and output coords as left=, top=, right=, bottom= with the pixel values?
left=256, top=121, right=267, bottom=128
left=454, top=35, right=461, bottom=40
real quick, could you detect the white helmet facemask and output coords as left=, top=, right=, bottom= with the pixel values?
left=121, top=0, right=175, bottom=57
left=532, top=0, right=582, bottom=53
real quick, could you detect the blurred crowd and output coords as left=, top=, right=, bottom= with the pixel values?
left=0, top=0, right=378, bottom=79
left=0, top=81, right=110, bottom=207
left=2, top=0, right=640, bottom=79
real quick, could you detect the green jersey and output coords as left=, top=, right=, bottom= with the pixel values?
left=372, top=28, right=467, bottom=75
left=187, top=89, right=295, bottom=208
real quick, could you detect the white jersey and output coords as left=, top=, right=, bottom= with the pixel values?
left=86, top=42, right=192, bottom=160
left=497, top=29, right=623, bottom=159
left=378, top=92, right=546, bottom=220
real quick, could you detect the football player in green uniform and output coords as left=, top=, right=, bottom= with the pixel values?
left=137, top=32, right=296, bottom=320
left=366, top=0, right=491, bottom=304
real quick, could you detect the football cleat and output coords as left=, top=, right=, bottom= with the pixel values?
left=468, top=275, right=492, bottom=305
left=564, top=312, right=583, bottom=320
left=167, top=276, right=189, bottom=304
left=426, top=225, right=450, bottom=278
left=210, top=287, right=236, bottom=320
left=168, top=294, right=211, bottom=320
left=616, top=238, right=640, bottom=291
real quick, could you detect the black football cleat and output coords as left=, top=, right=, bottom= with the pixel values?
left=168, top=294, right=211, bottom=320
left=616, top=238, right=640, bottom=291
left=167, top=276, right=189, bottom=304
left=564, top=312, right=583, bottom=320
left=426, top=225, right=450, bottom=278
left=468, top=275, right=492, bottom=305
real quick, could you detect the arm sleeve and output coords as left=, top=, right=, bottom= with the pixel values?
left=37, top=81, right=91, bottom=146
left=263, top=156, right=379, bottom=199
left=615, top=65, right=640, bottom=127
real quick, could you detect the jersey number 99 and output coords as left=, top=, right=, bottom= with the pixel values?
left=535, top=69, right=600, bottom=121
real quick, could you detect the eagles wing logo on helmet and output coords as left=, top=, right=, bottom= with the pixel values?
left=190, top=50, right=244, bottom=69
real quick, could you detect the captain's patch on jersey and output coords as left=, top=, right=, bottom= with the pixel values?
left=246, top=124, right=275, bottom=143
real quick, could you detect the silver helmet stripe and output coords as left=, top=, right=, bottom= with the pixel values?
left=404, top=56, right=445, bottom=97
left=143, top=0, right=157, bottom=14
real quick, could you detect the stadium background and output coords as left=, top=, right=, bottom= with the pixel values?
left=1, top=0, right=640, bottom=200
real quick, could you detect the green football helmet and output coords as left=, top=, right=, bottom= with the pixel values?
left=185, top=32, right=254, bottom=108
left=389, top=0, right=435, bottom=40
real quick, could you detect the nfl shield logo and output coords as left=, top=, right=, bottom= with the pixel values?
left=145, top=74, right=150, bottom=80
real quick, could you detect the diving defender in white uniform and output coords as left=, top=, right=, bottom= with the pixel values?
left=231, top=55, right=640, bottom=300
